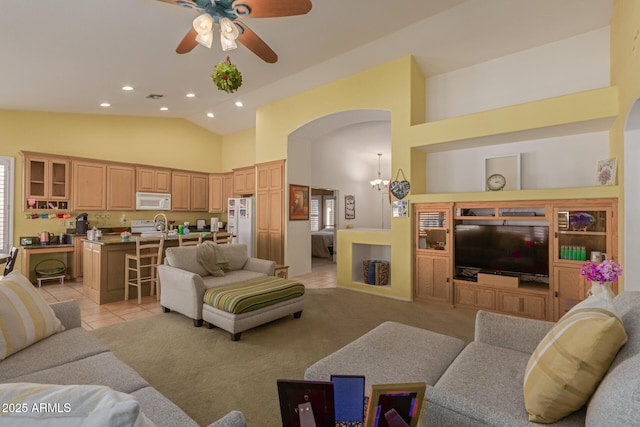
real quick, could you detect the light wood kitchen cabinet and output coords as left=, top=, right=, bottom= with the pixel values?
left=73, top=160, right=107, bottom=211
left=256, top=160, right=284, bottom=264
left=171, top=171, right=191, bottom=211
left=209, top=173, right=233, bottom=213
left=233, top=166, right=256, bottom=196
left=190, top=172, right=209, bottom=212
left=107, top=164, right=136, bottom=211
left=22, top=152, right=70, bottom=210
left=171, top=170, right=208, bottom=211
left=82, top=241, right=101, bottom=303
left=209, top=174, right=224, bottom=213
left=136, top=166, right=171, bottom=193
left=71, top=236, right=84, bottom=279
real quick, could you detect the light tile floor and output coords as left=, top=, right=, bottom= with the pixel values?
left=36, top=260, right=337, bottom=331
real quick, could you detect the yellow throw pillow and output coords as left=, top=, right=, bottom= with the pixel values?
left=0, top=272, right=64, bottom=360
left=523, top=291, right=627, bottom=423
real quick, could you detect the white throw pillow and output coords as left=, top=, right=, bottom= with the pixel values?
left=0, top=272, right=64, bottom=360
left=0, top=383, right=156, bottom=427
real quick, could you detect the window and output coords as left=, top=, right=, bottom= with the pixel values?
left=324, top=196, right=335, bottom=229
left=0, top=156, right=14, bottom=253
left=310, top=196, right=321, bottom=232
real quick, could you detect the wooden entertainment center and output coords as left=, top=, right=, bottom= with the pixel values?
left=413, top=199, right=618, bottom=321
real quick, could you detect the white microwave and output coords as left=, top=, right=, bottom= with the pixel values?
left=136, top=192, right=171, bottom=211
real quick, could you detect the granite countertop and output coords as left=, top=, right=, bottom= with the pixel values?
left=21, top=243, right=75, bottom=250
left=82, top=232, right=213, bottom=245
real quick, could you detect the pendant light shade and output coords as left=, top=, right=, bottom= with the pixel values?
left=370, top=153, right=390, bottom=191
left=220, top=32, right=238, bottom=51
left=219, top=17, right=240, bottom=41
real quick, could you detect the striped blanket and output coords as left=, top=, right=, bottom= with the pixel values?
left=203, top=277, right=305, bottom=315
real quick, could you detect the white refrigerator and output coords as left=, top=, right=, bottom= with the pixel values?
left=227, top=197, right=255, bottom=257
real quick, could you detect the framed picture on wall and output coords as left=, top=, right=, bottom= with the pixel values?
left=289, top=184, right=310, bottom=221
left=484, top=154, right=521, bottom=191
left=345, top=195, right=355, bottom=219
left=596, top=158, right=617, bottom=186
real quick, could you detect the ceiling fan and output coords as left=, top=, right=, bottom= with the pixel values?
left=159, top=0, right=312, bottom=63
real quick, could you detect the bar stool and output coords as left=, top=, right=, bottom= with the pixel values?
left=125, top=236, right=164, bottom=304
left=178, top=233, right=203, bottom=246
left=214, top=232, right=233, bottom=244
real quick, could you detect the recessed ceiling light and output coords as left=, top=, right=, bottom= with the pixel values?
left=235, top=101, right=243, bottom=107
left=100, top=102, right=111, bottom=107
left=207, top=113, right=215, bottom=118
left=121, top=86, right=134, bottom=91
left=160, top=107, right=168, bottom=111
left=186, top=93, right=196, bottom=98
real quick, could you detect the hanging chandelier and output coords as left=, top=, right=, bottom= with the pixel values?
left=370, top=153, right=390, bottom=191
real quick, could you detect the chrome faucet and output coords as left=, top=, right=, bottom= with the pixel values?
left=153, top=213, right=168, bottom=233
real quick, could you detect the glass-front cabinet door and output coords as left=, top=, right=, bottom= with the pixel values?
left=414, top=203, right=452, bottom=255
left=553, top=206, right=613, bottom=264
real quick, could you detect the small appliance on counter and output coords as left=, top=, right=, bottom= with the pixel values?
left=76, top=213, right=89, bottom=235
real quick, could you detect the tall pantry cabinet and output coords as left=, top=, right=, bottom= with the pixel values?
left=256, top=160, right=284, bottom=264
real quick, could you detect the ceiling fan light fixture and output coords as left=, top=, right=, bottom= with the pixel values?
left=196, top=30, right=214, bottom=48
left=193, top=13, right=213, bottom=35
left=220, top=32, right=237, bottom=51
left=219, top=17, right=239, bottom=41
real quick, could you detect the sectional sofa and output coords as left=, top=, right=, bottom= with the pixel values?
left=306, top=291, right=640, bottom=426
left=0, top=272, right=246, bottom=426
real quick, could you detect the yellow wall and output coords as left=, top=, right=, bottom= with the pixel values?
left=256, top=57, right=416, bottom=300
left=221, top=127, right=256, bottom=171
left=610, top=0, right=640, bottom=288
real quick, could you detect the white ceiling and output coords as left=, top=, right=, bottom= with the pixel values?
left=0, top=0, right=612, bottom=136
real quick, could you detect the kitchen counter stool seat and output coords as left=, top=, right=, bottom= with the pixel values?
left=214, top=232, right=233, bottom=244
left=178, top=234, right=202, bottom=246
left=125, top=236, right=164, bottom=304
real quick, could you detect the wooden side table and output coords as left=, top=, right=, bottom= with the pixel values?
left=274, top=264, right=289, bottom=279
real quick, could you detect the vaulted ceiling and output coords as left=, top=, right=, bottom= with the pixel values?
left=0, top=0, right=612, bottom=135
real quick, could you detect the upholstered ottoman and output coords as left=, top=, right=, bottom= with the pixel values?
left=202, top=277, right=305, bottom=341
left=304, top=321, right=466, bottom=394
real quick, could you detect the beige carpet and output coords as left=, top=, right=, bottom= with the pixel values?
left=92, top=287, right=476, bottom=427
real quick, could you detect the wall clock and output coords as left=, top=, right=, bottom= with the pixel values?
left=486, top=173, right=506, bottom=191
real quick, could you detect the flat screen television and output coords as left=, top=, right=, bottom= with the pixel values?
left=454, top=224, right=549, bottom=277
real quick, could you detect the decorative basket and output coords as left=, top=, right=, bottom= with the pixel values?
left=34, top=259, right=66, bottom=278
left=362, top=260, right=390, bottom=286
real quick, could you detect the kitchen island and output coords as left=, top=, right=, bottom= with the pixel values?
left=82, top=233, right=212, bottom=304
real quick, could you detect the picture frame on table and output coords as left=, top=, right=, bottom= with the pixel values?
left=277, top=379, right=335, bottom=427
left=345, top=195, right=355, bottom=220
left=596, top=158, right=617, bottom=186
left=289, top=184, right=310, bottom=221
left=364, top=382, right=426, bottom=427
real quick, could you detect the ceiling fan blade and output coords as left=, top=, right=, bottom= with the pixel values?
left=232, top=0, right=312, bottom=18
left=236, top=21, right=278, bottom=63
left=176, top=27, right=199, bottom=54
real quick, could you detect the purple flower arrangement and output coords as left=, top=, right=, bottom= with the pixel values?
left=580, top=259, right=623, bottom=284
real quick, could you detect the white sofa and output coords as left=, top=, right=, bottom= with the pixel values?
left=157, top=244, right=276, bottom=326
